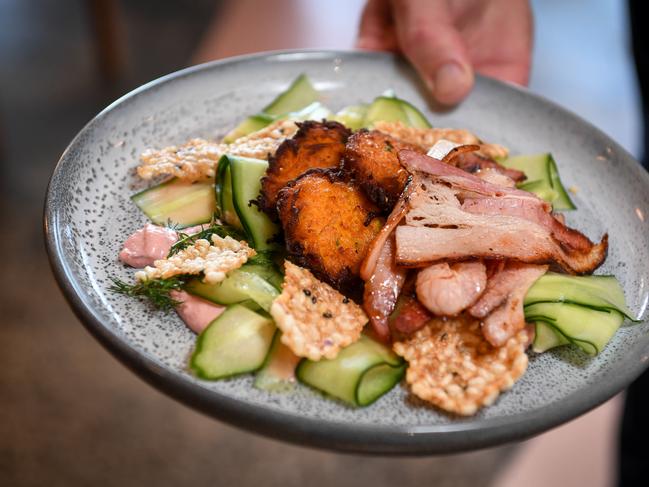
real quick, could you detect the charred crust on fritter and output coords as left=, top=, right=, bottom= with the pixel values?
left=258, top=120, right=350, bottom=218
left=276, top=168, right=383, bottom=298
left=342, top=129, right=422, bottom=212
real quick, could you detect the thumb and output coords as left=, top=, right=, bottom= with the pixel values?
left=391, top=0, right=474, bottom=105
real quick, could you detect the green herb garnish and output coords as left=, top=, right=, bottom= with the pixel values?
left=168, top=223, right=246, bottom=257
left=109, top=276, right=187, bottom=310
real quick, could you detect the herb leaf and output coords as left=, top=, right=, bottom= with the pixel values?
left=109, top=276, right=186, bottom=310
left=167, top=222, right=246, bottom=257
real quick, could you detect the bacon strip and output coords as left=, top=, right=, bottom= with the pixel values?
left=362, top=234, right=406, bottom=341
left=390, top=294, right=432, bottom=335
left=360, top=182, right=412, bottom=280
left=454, top=152, right=526, bottom=183
left=401, top=149, right=547, bottom=204
left=468, top=263, right=548, bottom=347
left=396, top=151, right=607, bottom=274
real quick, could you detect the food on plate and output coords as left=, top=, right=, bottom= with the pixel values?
left=343, top=129, right=420, bottom=211
left=373, top=120, right=509, bottom=160
left=395, top=150, right=608, bottom=274
left=393, top=316, right=529, bottom=416
left=259, top=120, right=350, bottom=216
left=415, top=261, right=487, bottom=317
left=468, top=262, right=548, bottom=347
left=138, top=119, right=299, bottom=181
left=276, top=169, right=383, bottom=294
left=134, top=234, right=256, bottom=284
left=270, top=261, right=367, bottom=361
left=112, top=74, right=636, bottom=414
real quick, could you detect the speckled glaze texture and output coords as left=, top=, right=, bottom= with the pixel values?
left=45, top=50, right=649, bottom=454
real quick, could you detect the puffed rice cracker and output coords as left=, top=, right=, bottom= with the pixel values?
left=135, top=234, right=255, bottom=284
left=137, top=119, right=299, bottom=181
left=393, top=316, right=529, bottom=416
left=374, top=120, right=509, bottom=161
left=271, top=261, right=367, bottom=361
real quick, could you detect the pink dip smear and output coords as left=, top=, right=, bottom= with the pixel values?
left=119, top=223, right=178, bottom=268
left=120, top=223, right=220, bottom=333
left=171, top=290, right=224, bottom=334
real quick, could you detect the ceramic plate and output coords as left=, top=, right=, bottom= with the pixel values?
left=45, top=50, right=649, bottom=454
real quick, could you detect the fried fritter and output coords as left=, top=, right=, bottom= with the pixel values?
left=343, top=129, right=422, bottom=212
left=259, top=120, right=350, bottom=217
left=276, top=169, right=384, bottom=295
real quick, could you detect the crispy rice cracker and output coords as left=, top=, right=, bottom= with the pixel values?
left=270, top=261, right=367, bottom=361
left=137, top=119, right=298, bottom=181
left=135, top=234, right=255, bottom=284
left=374, top=120, right=509, bottom=161
left=393, top=316, right=529, bottom=416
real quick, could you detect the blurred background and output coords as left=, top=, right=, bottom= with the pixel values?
left=0, top=0, right=641, bottom=485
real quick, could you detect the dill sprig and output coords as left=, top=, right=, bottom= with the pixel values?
left=109, top=276, right=186, bottom=310
left=168, top=222, right=246, bottom=257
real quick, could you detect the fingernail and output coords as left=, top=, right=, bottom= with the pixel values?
left=433, top=62, right=473, bottom=105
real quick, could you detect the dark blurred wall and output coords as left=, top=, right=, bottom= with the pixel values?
left=0, top=0, right=221, bottom=212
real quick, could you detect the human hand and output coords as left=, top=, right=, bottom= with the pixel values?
left=357, top=0, right=533, bottom=105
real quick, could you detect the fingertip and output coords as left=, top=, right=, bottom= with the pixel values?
left=429, top=61, right=474, bottom=106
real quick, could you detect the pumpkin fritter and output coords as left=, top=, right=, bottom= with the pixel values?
left=259, top=120, right=350, bottom=217
left=343, top=129, right=422, bottom=212
left=276, top=169, right=384, bottom=295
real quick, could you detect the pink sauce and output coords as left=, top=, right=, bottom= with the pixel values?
left=119, top=223, right=178, bottom=268
left=120, top=223, right=221, bottom=333
left=171, top=290, right=224, bottom=334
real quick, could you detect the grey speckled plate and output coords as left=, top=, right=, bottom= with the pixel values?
left=45, top=50, right=649, bottom=455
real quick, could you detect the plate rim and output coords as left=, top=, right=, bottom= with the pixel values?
left=44, top=48, right=649, bottom=455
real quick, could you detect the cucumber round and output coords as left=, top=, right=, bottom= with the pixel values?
left=364, top=96, right=431, bottom=129
left=296, top=335, right=405, bottom=407
left=131, top=178, right=216, bottom=228
left=227, top=155, right=281, bottom=251
left=524, top=273, right=635, bottom=320
left=525, top=302, right=624, bottom=355
left=185, top=267, right=279, bottom=312
left=262, top=74, right=319, bottom=116
left=190, top=304, right=276, bottom=380
left=215, top=156, right=243, bottom=229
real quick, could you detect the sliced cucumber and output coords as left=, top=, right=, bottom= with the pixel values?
left=532, top=321, right=570, bottom=353
left=227, top=155, right=281, bottom=251
left=262, top=74, right=319, bottom=115
left=501, top=153, right=576, bottom=210
left=223, top=74, right=320, bottom=142
left=296, top=335, right=406, bottom=407
left=524, top=302, right=624, bottom=355
left=548, top=156, right=577, bottom=210
left=243, top=255, right=284, bottom=290
left=222, top=114, right=275, bottom=144
left=131, top=178, right=216, bottom=228
left=502, top=153, right=549, bottom=181
left=525, top=273, right=635, bottom=320
left=216, top=157, right=242, bottom=229
left=190, top=304, right=276, bottom=380
left=185, top=266, right=280, bottom=312
left=399, top=98, right=433, bottom=128
left=333, top=104, right=369, bottom=130
left=364, top=96, right=431, bottom=129
left=517, top=179, right=558, bottom=203
left=290, top=101, right=333, bottom=121
left=254, top=331, right=302, bottom=392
